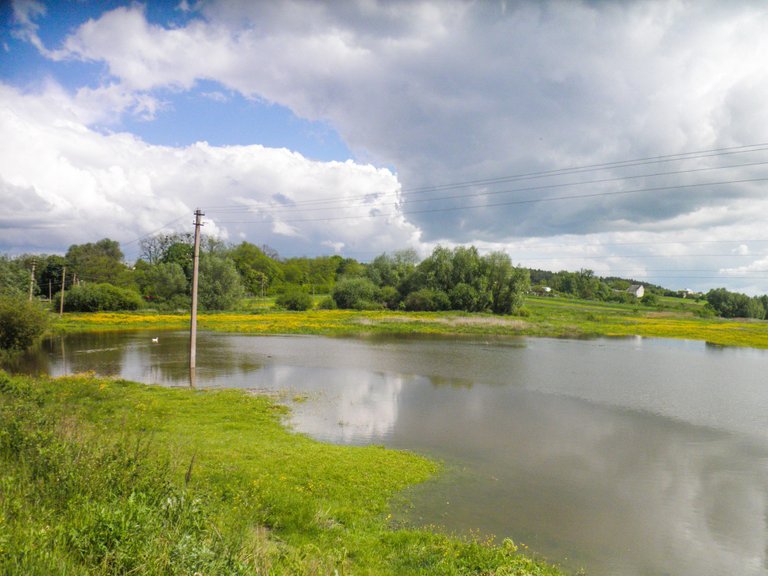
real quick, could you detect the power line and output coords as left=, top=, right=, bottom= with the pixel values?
left=203, top=142, right=768, bottom=213
left=211, top=175, right=768, bottom=225
left=204, top=158, right=768, bottom=218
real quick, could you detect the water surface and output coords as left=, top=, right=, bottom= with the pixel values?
left=8, top=331, right=768, bottom=576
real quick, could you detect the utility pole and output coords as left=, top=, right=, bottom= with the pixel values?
left=28, top=259, right=36, bottom=301
left=189, top=209, right=204, bottom=375
left=59, top=267, right=66, bottom=316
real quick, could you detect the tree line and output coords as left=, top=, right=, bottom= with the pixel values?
left=1, top=234, right=767, bottom=320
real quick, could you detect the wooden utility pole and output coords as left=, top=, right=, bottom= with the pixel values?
left=59, top=267, right=66, bottom=316
left=28, top=259, right=36, bottom=301
left=189, top=209, right=204, bottom=373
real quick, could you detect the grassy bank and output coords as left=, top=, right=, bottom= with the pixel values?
left=0, top=371, right=566, bottom=575
left=52, top=295, right=768, bottom=349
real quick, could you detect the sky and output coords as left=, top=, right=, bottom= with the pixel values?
left=2, top=0, right=768, bottom=295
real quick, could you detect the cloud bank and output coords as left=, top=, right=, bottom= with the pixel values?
left=3, top=0, right=768, bottom=293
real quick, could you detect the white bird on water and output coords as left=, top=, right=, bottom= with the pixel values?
left=151, top=337, right=159, bottom=343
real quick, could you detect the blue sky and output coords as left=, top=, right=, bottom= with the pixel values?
left=2, top=0, right=768, bottom=295
left=0, top=1, right=352, bottom=158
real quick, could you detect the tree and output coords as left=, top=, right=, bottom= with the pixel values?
left=38, top=255, right=67, bottom=299
left=335, top=257, right=365, bottom=278
left=308, top=256, right=339, bottom=293
left=483, top=252, right=529, bottom=314
left=332, top=277, right=379, bottom=309
left=419, top=246, right=454, bottom=292
left=0, top=256, right=28, bottom=298
left=574, top=269, right=601, bottom=300
left=134, top=262, right=188, bottom=305
left=66, top=238, right=131, bottom=286
left=706, top=287, right=766, bottom=319
left=0, top=296, right=48, bottom=352
left=198, top=255, right=244, bottom=311
left=162, top=242, right=194, bottom=285
left=450, top=246, right=482, bottom=288
left=367, top=249, right=418, bottom=288
left=230, top=242, right=283, bottom=295
left=139, top=233, right=192, bottom=264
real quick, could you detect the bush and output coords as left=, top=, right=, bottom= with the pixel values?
left=449, top=283, right=481, bottom=312
left=403, top=289, right=450, bottom=312
left=58, top=284, right=143, bottom=312
left=379, top=286, right=401, bottom=310
left=0, top=297, right=49, bottom=352
left=317, top=296, right=337, bottom=310
left=276, top=288, right=313, bottom=311
left=332, top=278, right=380, bottom=309
left=640, top=293, right=659, bottom=306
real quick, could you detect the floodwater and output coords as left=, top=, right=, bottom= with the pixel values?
left=6, top=330, right=768, bottom=576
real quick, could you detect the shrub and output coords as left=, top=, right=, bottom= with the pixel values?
left=59, top=284, right=143, bottom=312
left=449, top=283, right=480, bottom=312
left=403, top=289, right=450, bottom=312
left=317, top=296, right=337, bottom=310
left=332, top=278, right=380, bottom=309
left=0, top=297, right=49, bottom=352
left=276, top=288, right=313, bottom=311
left=379, top=286, right=401, bottom=310
left=640, top=293, right=659, bottom=306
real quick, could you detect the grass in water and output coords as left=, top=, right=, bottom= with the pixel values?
left=0, top=371, right=567, bottom=575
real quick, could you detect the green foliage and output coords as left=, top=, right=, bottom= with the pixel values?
left=418, top=245, right=455, bottom=292
left=379, top=285, right=401, bottom=309
left=484, top=251, right=530, bottom=314
left=59, top=283, right=143, bottom=312
left=706, top=287, right=766, bottom=319
left=198, top=255, right=244, bottom=311
left=0, top=297, right=49, bottom=351
left=134, top=262, right=189, bottom=306
left=230, top=242, right=283, bottom=296
left=275, top=287, right=313, bottom=311
left=317, top=295, right=337, bottom=310
left=449, top=282, right=482, bottom=312
left=640, top=292, right=659, bottom=306
left=331, top=277, right=380, bottom=309
left=0, top=256, right=29, bottom=298
left=403, top=288, right=451, bottom=311
left=66, top=238, right=132, bottom=287
left=139, top=232, right=193, bottom=265
left=366, top=249, right=418, bottom=288
left=38, top=255, right=67, bottom=298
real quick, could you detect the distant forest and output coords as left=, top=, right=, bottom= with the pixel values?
left=2, top=234, right=767, bottom=320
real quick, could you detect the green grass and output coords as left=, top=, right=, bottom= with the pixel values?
left=0, top=371, right=567, bottom=575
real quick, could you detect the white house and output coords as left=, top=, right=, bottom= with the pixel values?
left=626, top=284, right=645, bottom=298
